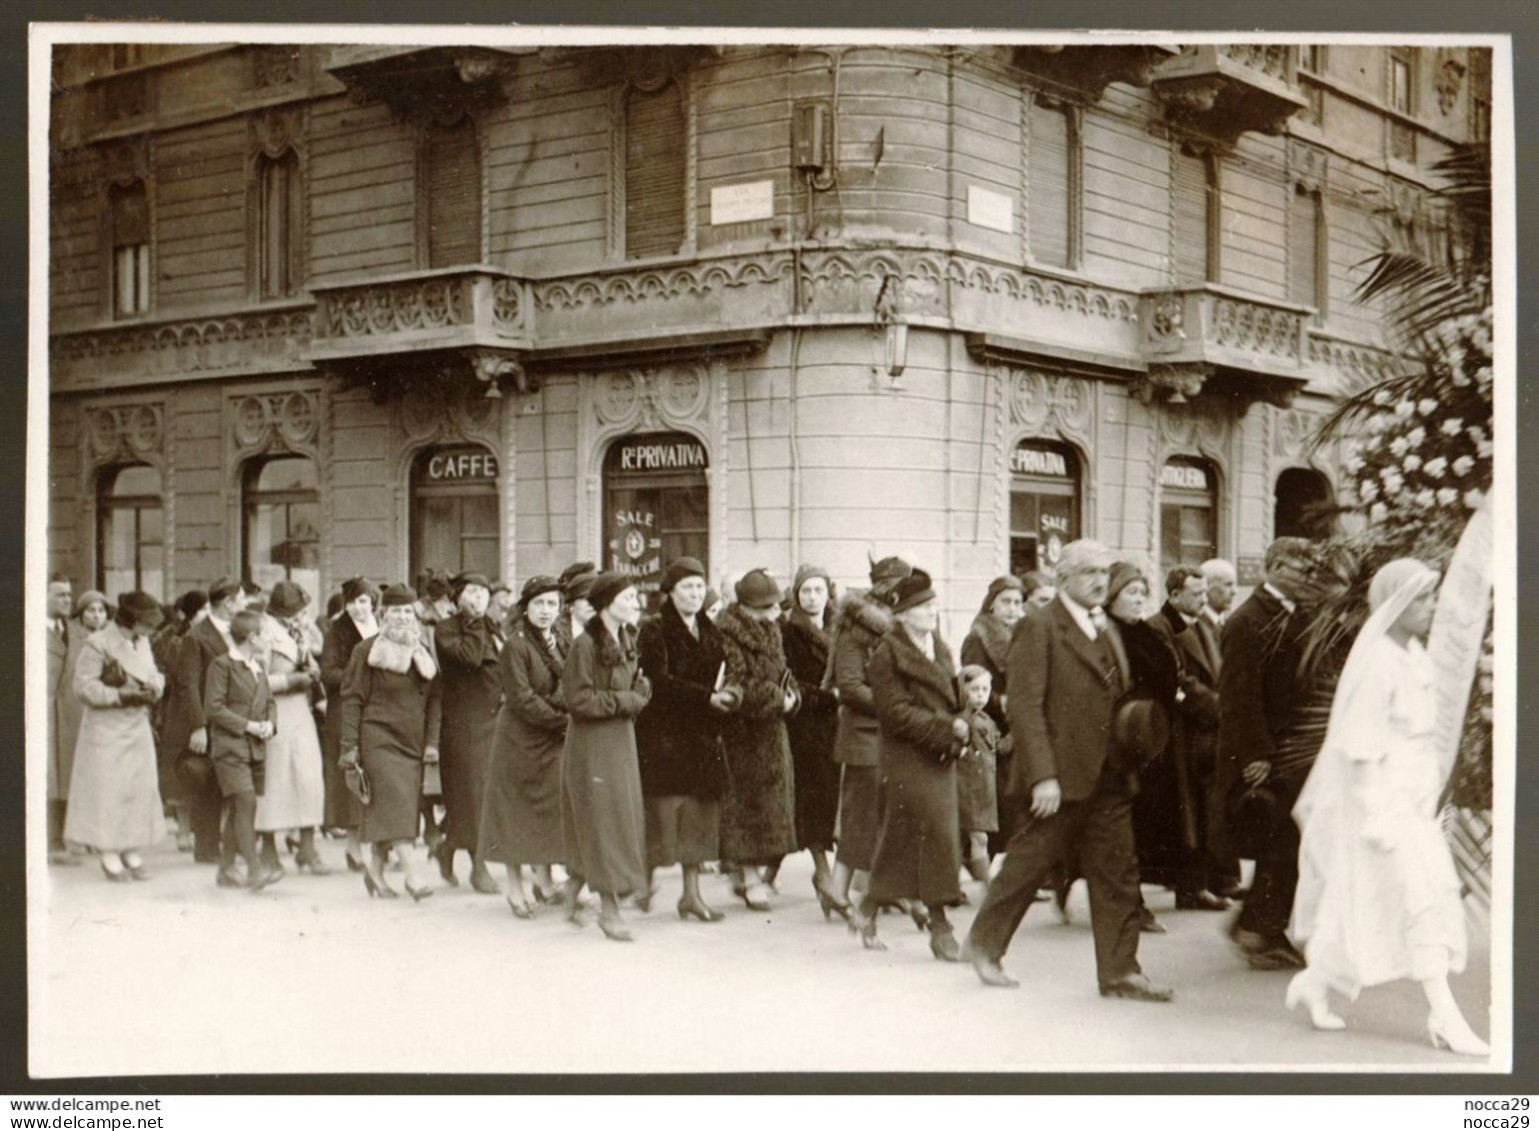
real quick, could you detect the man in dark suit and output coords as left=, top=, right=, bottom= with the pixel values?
left=46, top=574, right=83, bottom=865
left=966, top=540, right=1171, bottom=1001
left=170, top=577, right=248, bottom=872
left=1146, top=564, right=1227, bottom=910
left=1218, top=537, right=1317, bottom=969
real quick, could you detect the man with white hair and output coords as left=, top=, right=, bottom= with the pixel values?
left=1200, top=558, right=1237, bottom=629
left=966, top=539, right=1172, bottom=1001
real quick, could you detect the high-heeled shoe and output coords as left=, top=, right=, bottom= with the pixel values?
left=1285, top=972, right=1345, bottom=1031
left=100, top=860, right=131, bottom=884
left=856, top=913, right=887, bottom=951
left=598, top=914, right=635, bottom=942
left=532, top=880, right=565, bottom=906
left=404, top=881, right=434, bottom=902
left=929, top=926, right=962, bottom=962
left=507, top=895, right=534, bottom=920
left=361, top=870, right=398, bottom=899
left=295, top=850, right=331, bottom=876
left=1427, top=1012, right=1491, bottom=1057
left=907, top=901, right=931, bottom=933
left=741, top=883, right=772, bottom=911
left=344, top=849, right=365, bottom=873
left=677, top=895, right=725, bottom=923
left=121, top=854, right=149, bottom=881
left=813, top=878, right=854, bottom=923
left=433, top=843, right=460, bottom=886
left=563, top=880, right=587, bottom=926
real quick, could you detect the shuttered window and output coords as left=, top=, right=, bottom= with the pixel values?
left=1027, top=99, right=1072, bottom=268
left=1172, top=148, right=1214, bottom=286
left=625, top=81, right=687, bottom=259
left=424, top=120, right=481, bottom=268
left=1288, top=186, right=1324, bottom=321
left=257, top=150, right=303, bottom=299
left=110, top=182, right=150, bottom=317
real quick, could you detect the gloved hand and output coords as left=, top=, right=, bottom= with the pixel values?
left=286, top=670, right=314, bottom=693
left=118, top=686, right=157, bottom=708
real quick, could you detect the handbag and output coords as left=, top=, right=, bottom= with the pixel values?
left=99, top=657, right=127, bottom=688
left=342, top=759, right=371, bottom=806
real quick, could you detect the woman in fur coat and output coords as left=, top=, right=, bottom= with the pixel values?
left=716, top=569, right=801, bottom=911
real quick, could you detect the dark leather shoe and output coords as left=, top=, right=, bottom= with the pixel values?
left=1176, top=889, right=1232, bottom=911
left=965, top=944, right=1019, bottom=988
left=1100, top=973, right=1174, bottom=1002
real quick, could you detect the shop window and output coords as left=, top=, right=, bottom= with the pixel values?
left=410, top=445, right=500, bottom=582
left=421, top=119, right=482, bottom=268
left=1028, top=97, right=1078, bottom=270
left=97, top=463, right=163, bottom=600
left=1288, top=185, right=1326, bottom=323
left=1009, top=439, right=1081, bottom=576
left=624, top=80, right=687, bottom=259
left=1159, top=456, right=1219, bottom=580
left=1172, top=146, right=1218, bottom=287
left=110, top=182, right=150, bottom=318
left=243, top=456, right=321, bottom=610
left=255, top=149, right=303, bottom=299
left=604, top=431, right=709, bottom=608
left=1274, top=467, right=1336, bottom=541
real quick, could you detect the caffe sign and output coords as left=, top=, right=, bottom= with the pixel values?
left=424, top=446, right=498, bottom=482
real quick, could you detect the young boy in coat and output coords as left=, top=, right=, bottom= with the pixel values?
left=956, top=665, right=1001, bottom=885
left=205, top=610, right=281, bottom=892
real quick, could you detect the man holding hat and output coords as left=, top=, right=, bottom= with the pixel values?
left=170, top=576, right=248, bottom=872
left=433, top=571, right=505, bottom=893
left=966, top=540, right=1173, bottom=1001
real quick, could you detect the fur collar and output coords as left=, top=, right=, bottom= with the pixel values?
left=965, top=611, right=1013, bottom=673
left=514, top=618, right=565, bottom=683
left=659, top=598, right=720, bottom=649
left=716, top=603, right=785, bottom=657
left=834, top=589, right=893, bottom=642
left=584, top=614, right=638, bottom=669
left=368, top=633, right=438, bottom=679
left=881, top=624, right=959, bottom=708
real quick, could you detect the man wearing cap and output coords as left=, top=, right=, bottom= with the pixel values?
left=1219, top=537, right=1320, bottom=970
left=966, top=539, right=1172, bottom=1001
left=433, top=571, right=505, bottom=893
left=170, top=577, right=248, bottom=871
left=45, top=574, right=84, bottom=864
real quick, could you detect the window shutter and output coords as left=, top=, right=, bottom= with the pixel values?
left=1288, top=188, right=1321, bottom=314
left=426, top=121, right=481, bottom=269
left=111, top=184, right=148, bottom=247
left=259, top=153, right=301, bottom=298
left=1027, top=100, right=1070, bottom=268
left=625, top=81, right=686, bottom=259
left=1172, top=148, right=1210, bottom=286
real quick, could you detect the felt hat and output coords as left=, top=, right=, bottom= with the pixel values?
left=267, top=580, right=309, bottom=619
left=979, top=574, right=1024, bottom=615
left=563, top=568, right=600, bottom=603
left=660, top=556, right=706, bottom=594
left=451, top=571, right=491, bottom=599
left=1106, top=561, right=1148, bottom=609
left=735, top=568, right=782, bottom=610
left=558, top=560, right=598, bottom=586
left=341, top=576, right=379, bottom=606
left=885, top=569, right=935, bottom=614
left=792, top=564, right=832, bottom=600
left=419, top=570, right=453, bottom=601
left=519, top=575, right=562, bottom=607
left=381, top=584, right=418, bottom=609
left=703, top=587, right=721, bottom=611
left=208, top=577, right=242, bottom=605
left=868, top=555, right=913, bottom=585
left=175, top=589, right=209, bottom=622
left=588, top=571, right=635, bottom=614
left=116, top=590, right=164, bottom=631
left=74, top=589, right=109, bottom=617
left=1113, top=697, right=1170, bottom=766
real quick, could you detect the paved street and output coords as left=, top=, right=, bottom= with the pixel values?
left=29, top=841, right=1494, bottom=1077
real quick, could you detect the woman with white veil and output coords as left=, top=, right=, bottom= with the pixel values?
left=1285, top=558, right=1487, bottom=1056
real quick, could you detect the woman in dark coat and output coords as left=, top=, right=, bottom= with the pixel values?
left=827, top=555, right=912, bottom=910
left=856, top=570, right=969, bottom=960
left=433, top=571, right=505, bottom=894
left=479, top=575, right=569, bottom=918
left=780, top=563, right=845, bottom=918
left=321, top=577, right=378, bottom=872
left=634, top=557, right=733, bottom=923
left=560, top=572, right=653, bottom=941
left=338, top=584, right=442, bottom=901
left=960, top=574, right=1026, bottom=859
left=715, top=569, right=801, bottom=911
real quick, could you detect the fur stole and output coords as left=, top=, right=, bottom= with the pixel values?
left=716, top=602, right=786, bottom=662
left=369, top=632, right=438, bottom=679
left=584, top=614, right=638, bottom=670
left=965, top=611, right=1012, bottom=674
left=833, top=589, right=893, bottom=645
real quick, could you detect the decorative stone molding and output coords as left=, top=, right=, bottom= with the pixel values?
left=1156, top=395, right=1233, bottom=471
left=1271, top=406, right=1326, bottom=464
left=327, top=47, right=516, bottom=126
left=1306, top=333, right=1404, bottom=396
left=84, top=401, right=166, bottom=471
left=396, top=377, right=504, bottom=456
left=1013, top=44, right=1180, bottom=103
left=101, top=135, right=151, bottom=188
left=1132, top=363, right=1212, bottom=406
left=1435, top=48, right=1467, bottom=116
left=1003, top=367, right=1094, bottom=451
left=250, top=45, right=304, bottom=89
left=1289, top=138, right=1328, bottom=193
left=227, top=387, right=322, bottom=465
left=1212, top=295, right=1303, bottom=359
left=1152, top=44, right=1307, bottom=142
left=251, top=106, right=305, bottom=161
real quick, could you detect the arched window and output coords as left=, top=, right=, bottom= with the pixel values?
left=256, top=150, right=303, bottom=299
left=1008, top=438, right=1081, bottom=575
left=1159, top=456, right=1220, bottom=580
left=410, top=445, right=500, bottom=582
left=243, top=456, right=321, bottom=610
left=110, top=182, right=150, bottom=318
left=97, top=464, right=163, bottom=599
left=624, top=80, right=687, bottom=259
left=604, top=432, right=709, bottom=606
left=1274, top=467, right=1336, bottom=541
left=422, top=119, right=482, bottom=268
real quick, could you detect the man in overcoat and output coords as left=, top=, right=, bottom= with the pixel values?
left=46, top=574, right=83, bottom=864
left=170, top=577, right=247, bottom=871
left=1217, top=537, right=1317, bottom=969
left=966, top=540, right=1171, bottom=1001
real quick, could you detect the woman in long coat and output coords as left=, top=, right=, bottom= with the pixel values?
left=321, top=577, right=378, bottom=872
left=479, top=575, right=570, bottom=918
left=65, top=591, right=167, bottom=882
left=254, top=581, right=327, bottom=874
left=780, top=563, right=845, bottom=918
left=827, top=556, right=912, bottom=910
left=560, top=572, right=652, bottom=941
left=339, top=584, right=442, bottom=901
left=433, top=572, right=505, bottom=894
left=1287, top=559, right=1486, bottom=1056
left=635, top=557, right=732, bottom=923
left=856, top=570, right=969, bottom=960
left=960, top=575, right=1025, bottom=858
left=45, top=579, right=85, bottom=864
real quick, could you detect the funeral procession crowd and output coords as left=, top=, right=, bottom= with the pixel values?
left=42, top=538, right=1487, bottom=1058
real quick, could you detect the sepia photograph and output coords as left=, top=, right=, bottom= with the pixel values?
left=26, top=18, right=1514, bottom=1082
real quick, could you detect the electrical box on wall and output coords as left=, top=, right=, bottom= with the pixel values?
left=793, top=102, right=830, bottom=173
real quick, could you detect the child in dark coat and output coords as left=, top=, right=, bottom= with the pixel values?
left=956, top=665, right=1001, bottom=884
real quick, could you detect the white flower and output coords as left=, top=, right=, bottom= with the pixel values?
left=1395, top=399, right=1416, bottom=417
left=1345, top=455, right=1365, bottom=474
left=1452, top=455, right=1476, bottom=476
left=1476, top=364, right=1493, bottom=388
left=1406, top=426, right=1426, bottom=447
left=1369, top=502, right=1389, bottom=524
left=1359, top=480, right=1380, bottom=502
left=1416, top=488, right=1436, bottom=508
left=1442, top=417, right=1464, bottom=436
left=1478, top=652, right=1494, bottom=676
left=1464, top=488, right=1485, bottom=509
left=1383, top=472, right=1405, bottom=496
left=1390, top=437, right=1410, bottom=458
left=1477, top=438, right=1494, bottom=459
left=1418, top=398, right=1439, bottom=416
left=1373, top=389, right=1393, bottom=407
left=1452, top=367, right=1472, bottom=388
left=1403, top=454, right=1422, bottom=472
left=1437, top=487, right=1460, bottom=506
left=1424, top=456, right=1448, bottom=478
left=1467, top=425, right=1487, bottom=442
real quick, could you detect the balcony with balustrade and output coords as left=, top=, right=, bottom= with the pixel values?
left=1152, top=44, right=1309, bottom=142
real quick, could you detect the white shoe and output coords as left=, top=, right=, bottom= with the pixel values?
left=1427, top=1012, right=1490, bottom=1057
left=1285, top=971, right=1345, bottom=1031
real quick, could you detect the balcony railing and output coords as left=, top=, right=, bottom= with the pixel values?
left=1136, top=285, right=1313, bottom=407
left=1152, top=44, right=1308, bottom=141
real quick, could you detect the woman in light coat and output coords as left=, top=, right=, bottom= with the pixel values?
left=255, top=581, right=328, bottom=874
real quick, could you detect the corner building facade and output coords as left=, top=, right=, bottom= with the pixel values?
left=48, top=42, right=1491, bottom=637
